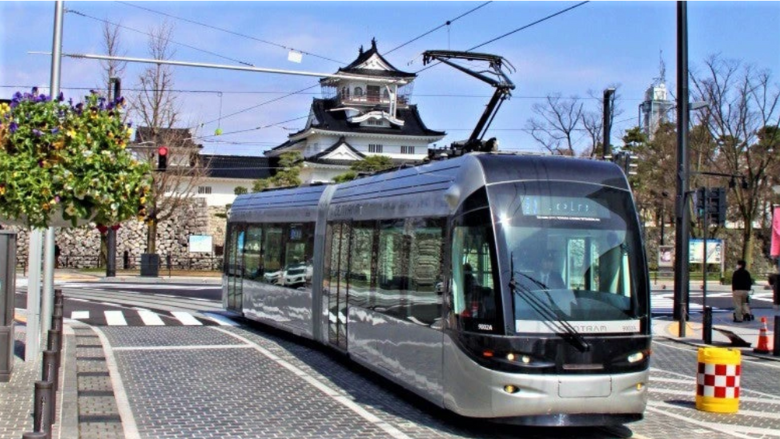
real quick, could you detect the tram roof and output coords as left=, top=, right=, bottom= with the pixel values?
left=228, top=153, right=629, bottom=223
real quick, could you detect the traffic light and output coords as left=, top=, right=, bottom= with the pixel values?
left=695, top=187, right=706, bottom=218
left=157, top=146, right=168, bottom=171
left=707, top=187, right=727, bottom=226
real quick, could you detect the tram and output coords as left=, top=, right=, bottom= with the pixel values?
left=223, top=152, right=651, bottom=426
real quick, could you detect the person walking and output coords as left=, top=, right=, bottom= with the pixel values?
left=731, top=259, right=753, bottom=322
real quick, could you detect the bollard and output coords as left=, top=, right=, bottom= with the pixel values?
left=46, top=330, right=60, bottom=358
left=22, top=432, right=47, bottom=438
left=33, top=380, right=53, bottom=439
left=696, top=347, right=741, bottom=413
left=42, top=351, right=58, bottom=425
left=774, top=316, right=780, bottom=357
left=703, top=306, right=713, bottom=344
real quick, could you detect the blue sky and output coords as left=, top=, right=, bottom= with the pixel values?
left=2, top=1, right=779, bottom=156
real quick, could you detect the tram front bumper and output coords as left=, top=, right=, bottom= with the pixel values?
left=487, top=369, right=649, bottom=420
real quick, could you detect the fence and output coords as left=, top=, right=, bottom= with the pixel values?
left=17, top=254, right=224, bottom=274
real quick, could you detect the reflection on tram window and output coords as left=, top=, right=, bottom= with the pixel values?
left=282, top=223, right=315, bottom=288
left=452, top=208, right=501, bottom=333
left=349, top=222, right=375, bottom=308
left=407, top=218, right=444, bottom=326
left=262, top=225, right=284, bottom=284
left=243, top=226, right=263, bottom=280
left=376, top=219, right=409, bottom=319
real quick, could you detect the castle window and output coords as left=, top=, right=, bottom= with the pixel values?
left=382, top=89, right=390, bottom=99
left=368, top=144, right=383, bottom=153
left=354, top=87, right=363, bottom=97
left=198, top=186, right=212, bottom=195
left=401, top=145, right=415, bottom=155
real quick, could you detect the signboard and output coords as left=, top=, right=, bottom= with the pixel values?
left=188, top=235, right=213, bottom=253
left=658, top=245, right=674, bottom=268
left=689, top=239, right=723, bottom=264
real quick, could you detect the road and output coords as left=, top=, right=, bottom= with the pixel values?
left=13, top=281, right=780, bottom=438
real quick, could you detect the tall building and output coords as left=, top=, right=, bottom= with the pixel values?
left=265, top=39, right=446, bottom=184
left=639, top=59, right=674, bottom=140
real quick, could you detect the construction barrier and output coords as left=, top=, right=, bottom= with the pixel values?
left=696, top=347, right=740, bottom=413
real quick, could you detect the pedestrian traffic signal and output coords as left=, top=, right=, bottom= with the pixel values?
left=158, top=146, right=168, bottom=171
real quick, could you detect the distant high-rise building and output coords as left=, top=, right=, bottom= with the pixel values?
left=639, top=57, right=674, bottom=140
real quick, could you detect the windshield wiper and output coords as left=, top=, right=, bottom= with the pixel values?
left=509, top=269, right=591, bottom=353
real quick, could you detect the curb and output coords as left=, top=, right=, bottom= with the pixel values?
left=656, top=335, right=780, bottom=362
left=60, top=326, right=79, bottom=439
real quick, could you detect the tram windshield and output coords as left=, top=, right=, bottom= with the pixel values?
left=491, top=181, right=645, bottom=334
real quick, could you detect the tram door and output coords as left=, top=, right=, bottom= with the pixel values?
left=327, top=223, right=350, bottom=350
left=226, top=225, right=245, bottom=312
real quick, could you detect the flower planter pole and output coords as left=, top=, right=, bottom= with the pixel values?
left=26, top=0, right=64, bottom=361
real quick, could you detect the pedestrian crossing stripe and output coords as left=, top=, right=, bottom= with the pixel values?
left=137, top=310, right=165, bottom=326
left=68, top=310, right=223, bottom=326
left=104, top=310, right=128, bottom=326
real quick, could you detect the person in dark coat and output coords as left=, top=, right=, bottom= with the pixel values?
left=731, top=259, right=753, bottom=322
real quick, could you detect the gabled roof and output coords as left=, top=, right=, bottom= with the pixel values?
left=327, top=39, right=416, bottom=80
left=134, top=127, right=201, bottom=149
left=201, top=154, right=271, bottom=180
left=306, top=137, right=366, bottom=165
left=280, top=98, right=446, bottom=140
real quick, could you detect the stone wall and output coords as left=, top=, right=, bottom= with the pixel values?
left=7, top=198, right=229, bottom=271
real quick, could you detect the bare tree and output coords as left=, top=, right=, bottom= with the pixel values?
left=100, top=21, right=127, bottom=95
left=526, top=94, right=584, bottom=156
left=690, top=55, right=780, bottom=267
left=130, top=21, right=208, bottom=254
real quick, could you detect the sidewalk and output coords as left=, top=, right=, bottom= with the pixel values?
left=15, top=268, right=222, bottom=287
left=0, top=317, right=77, bottom=439
left=653, top=307, right=780, bottom=361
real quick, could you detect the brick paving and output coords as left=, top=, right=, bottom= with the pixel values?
left=0, top=329, right=35, bottom=438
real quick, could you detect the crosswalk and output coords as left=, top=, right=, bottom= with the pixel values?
left=651, top=289, right=776, bottom=315
left=67, top=309, right=236, bottom=327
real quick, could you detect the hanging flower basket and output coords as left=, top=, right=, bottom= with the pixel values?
left=0, top=89, right=151, bottom=229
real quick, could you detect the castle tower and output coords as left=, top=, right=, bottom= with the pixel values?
left=265, top=39, right=446, bottom=184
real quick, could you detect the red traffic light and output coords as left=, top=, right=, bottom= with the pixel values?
left=158, top=146, right=168, bottom=157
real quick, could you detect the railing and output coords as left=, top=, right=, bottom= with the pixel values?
left=338, top=93, right=409, bottom=106
left=15, top=254, right=224, bottom=272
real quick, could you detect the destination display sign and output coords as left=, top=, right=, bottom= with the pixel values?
left=520, top=196, right=610, bottom=219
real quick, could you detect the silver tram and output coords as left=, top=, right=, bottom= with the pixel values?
left=223, top=152, right=651, bottom=426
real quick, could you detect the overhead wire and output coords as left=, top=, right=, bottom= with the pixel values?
left=194, top=115, right=310, bottom=140
left=0, top=85, right=644, bottom=101
left=186, top=1, right=496, bottom=132
left=65, top=8, right=256, bottom=67
left=414, top=1, right=590, bottom=74
left=382, top=1, right=493, bottom=56
left=115, top=1, right=345, bottom=65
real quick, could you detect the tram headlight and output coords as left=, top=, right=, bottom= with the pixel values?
left=503, top=385, right=520, bottom=394
left=505, top=353, right=532, bottom=364
left=627, top=352, right=645, bottom=363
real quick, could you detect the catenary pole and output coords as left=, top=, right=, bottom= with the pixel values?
left=673, top=1, right=691, bottom=336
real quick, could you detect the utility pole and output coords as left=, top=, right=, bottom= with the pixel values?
left=602, top=88, right=616, bottom=159
left=106, top=78, right=121, bottom=278
left=673, top=1, right=691, bottom=336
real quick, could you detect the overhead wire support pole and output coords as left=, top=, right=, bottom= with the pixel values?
left=674, top=1, right=691, bottom=336
left=29, top=52, right=406, bottom=85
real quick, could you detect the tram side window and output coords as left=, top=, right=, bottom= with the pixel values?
left=376, top=219, right=409, bottom=318
left=452, top=209, right=500, bottom=332
left=349, top=222, right=375, bottom=308
left=324, top=223, right=339, bottom=295
left=243, top=226, right=263, bottom=280
left=282, top=223, right=315, bottom=288
left=407, top=218, right=444, bottom=326
left=263, top=225, right=284, bottom=284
